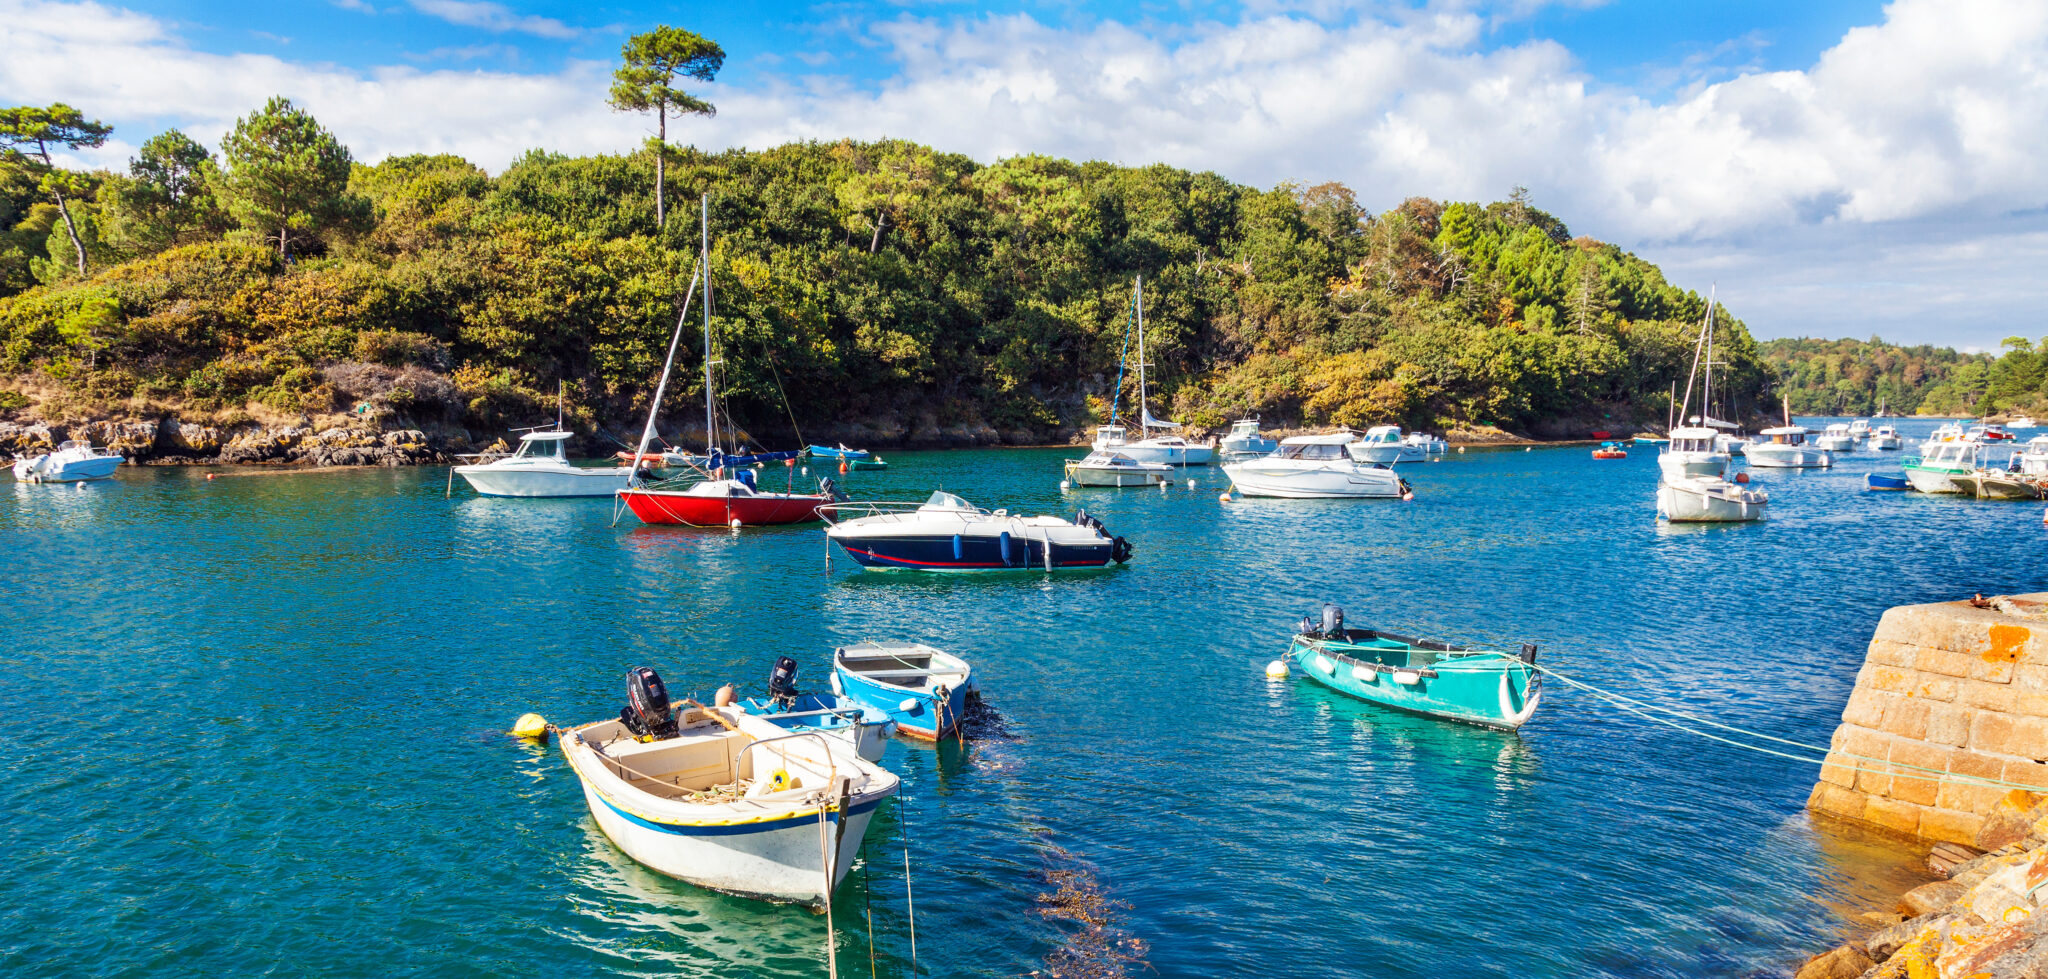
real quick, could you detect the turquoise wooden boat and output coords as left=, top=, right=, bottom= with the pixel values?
left=809, top=444, right=872, bottom=460
left=1288, top=606, right=1541, bottom=731
left=830, top=641, right=973, bottom=740
left=849, top=456, right=889, bottom=471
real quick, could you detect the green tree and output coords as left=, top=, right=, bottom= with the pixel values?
left=0, top=103, right=112, bottom=276
left=213, top=97, right=365, bottom=260
left=607, top=26, right=724, bottom=231
left=104, top=129, right=229, bottom=254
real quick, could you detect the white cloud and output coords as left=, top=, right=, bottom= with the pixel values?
left=406, top=0, right=580, bottom=40
left=2, top=0, right=2045, bottom=345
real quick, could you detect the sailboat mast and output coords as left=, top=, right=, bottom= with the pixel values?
left=1135, top=275, right=1147, bottom=425
left=1676, top=290, right=1715, bottom=425
left=702, top=194, right=715, bottom=454
left=1704, top=288, right=1715, bottom=425
left=628, top=258, right=702, bottom=483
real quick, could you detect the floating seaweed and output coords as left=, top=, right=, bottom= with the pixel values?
left=1031, top=847, right=1150, bottom=979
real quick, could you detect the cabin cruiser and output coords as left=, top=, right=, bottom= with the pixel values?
left=821, top=492, right=1131, bottom=571
left=1347, top=425, right=1425, bottom=464
left=1847, top=419, right=1872, bottom=439
left=1064, top=449, right=1173, bottom=488
left=1714, top=433, right=1753, bottom=456
left=1926, top=422, right=1966, bottom=444
left=1403, top=431, right=1450, bottom=456
left=2010, top=415, right=2038, bottom=430
left=1218, top=419, right=1278, bottom=459
left=1657, top=427, right=1730, bottom=479
left=12, top=440, right=123, bottom=482
left=1225, top=433, right=1411, bottom=498
left=1658, top=475, right=1768, bottom=522
left=1867, top=425, right=1903, bottom=450
left=1815, top=423, right=1857, bottom=452
left=453, top=430, right=633, bottom=497
left=1902, top=441, right=1984, bottom=494
left=1746, top=427, right=1834, bottom=468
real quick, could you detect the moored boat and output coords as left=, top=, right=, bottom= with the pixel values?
left=1219, top=418, right=1279, bottom=459
left=1815, top=423, right=1857, bottom=452
left=821, top=492, right=1131, bottom=571
left=1287, top=605, right=1541, bottom=731
left=12, top=440, right=123, bottom=482
left=831, top=642, right=973, bottom=740
left=1658, top=474, right=1768, bottom=522
left=1656, top=427, right=1728, bottom=479
left=1224, top=433, right=1410, bottom=498
left=1064, top=449, right=1172, bottom=488
left=1950, top=470, right=2046, bottom=501
left=1902, top=441, right=1982, bottom=494
left=1592, top=441, right=1629, bottom=460
left=808, top=444, right=872, bottom=460
left=1348, top=425, right=1425, bottom=464
left=558, top=666, right=899, bottom=907
left=1746, top=427, right=1833, bottom=468
left=1868, top=425, right=1903, bottom=450
left=735, top=656, right=895, bottom=763
left=454, top=431, right=634, bottom=497
left=848, top=457, right=889, bottom=471
left=1866, top=473, right=1911, bottom=491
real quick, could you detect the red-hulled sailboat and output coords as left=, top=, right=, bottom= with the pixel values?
left=615, top=195, right=836, bottom=528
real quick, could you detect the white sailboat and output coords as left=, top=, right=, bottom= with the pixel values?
left=1657, top=292, right=1732, bottom=482
left=1108, top=276, right=1213, bottom=466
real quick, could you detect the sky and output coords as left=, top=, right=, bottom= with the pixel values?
left=3, top=0, right=2045, bottom=351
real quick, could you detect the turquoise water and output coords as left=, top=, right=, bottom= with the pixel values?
left=6, top=418, right=2045, bottom=977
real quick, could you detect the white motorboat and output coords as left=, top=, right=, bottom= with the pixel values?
left=1225, top=433, right=1411, bottom=499
left=1403, top=432, right=1449, bottom=456
left=820, top=492, right=1131, bottom=571
left=1867, top=425, right=1903, bottom=450
left=1064, top=449, right=1173, bottom=488
left=2016, top=436, right=2048, bottom=476
left=560, top=667, right=899, bottom=907
left=1746, top=426, right=1834, bottom=468
left=1657, top=426, right=1729, bottom=479
left=1903, top=441, right=1984, bottom=494
left=12, top=440, right=123, bottom=482
left=1658, top=474, right=1768, bottom=522
left=1926, top=422, right=1966, bottom=444
left=1815, top=423, right=1857, bottom=452
left=454, top=430, right=634, bottom=497
left=1106, top=277, right=1214, bottom=466
left=1347, top=425, right=1425, bottom=464
left=1219, top=418, right=1278, bottom=459
left=1715, top=433, right=1753, bottom=456
left=1847, top=419, right=1872, bottom=439
left=2010, top=415, right=2039, bottom=430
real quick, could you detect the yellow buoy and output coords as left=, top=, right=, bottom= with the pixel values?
left=1264, top=659, right=1289, bottom=679
left=510, top=713, right=550, bottom=741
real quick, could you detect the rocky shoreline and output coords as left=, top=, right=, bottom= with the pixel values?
left=0, top=418, right=455, bottom=467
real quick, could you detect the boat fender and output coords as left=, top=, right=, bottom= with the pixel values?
left=1352, top=666, right=1376, bottom=682
left=1734, top=472, right=1750, bottom=484
left=714, top=683, right=737, bottom=707
left=1520, top=643, right=1538, bottom=665
left=730, top=518, right=743, bottom=530
left=769, top=768, right=793, bottom=792
left=1392, top=670, right=1421, bottom=685
left=1313, top=655, right=1335, bottom=675
left=899, top=698, right=922, bottom=714
left=1265, top=660, right=1289, bottom=679
left=999, top=531, right=1013, bottom=567
left=952, top=534, right=963, bottom=561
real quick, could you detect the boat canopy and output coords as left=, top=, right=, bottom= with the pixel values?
left=1360, top=425, right=1402, bottom=442
left=1281, top=433, right=1356, bottom=446
left=920, top=491, right=975, bottom=511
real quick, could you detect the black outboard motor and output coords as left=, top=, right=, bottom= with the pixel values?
left=1520, top=643, right=1539, bottom=664
left=1110, top=536, right=1133, bottom=564
left=819, top=476, right=849, bottom=502
left=767, top=655, right=800, bottom=707
left=621, top=666, right=678, bottom=741
left=1321, top=604, right=1345, bottom=640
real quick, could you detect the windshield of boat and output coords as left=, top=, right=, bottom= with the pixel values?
left=1278, top=442, right=1347, bottom=461
left=515, top=437, right=566, bottom=461
left=921, top=491, right=976, bottom=511
left=1670, top=437, right=1716, bottom=453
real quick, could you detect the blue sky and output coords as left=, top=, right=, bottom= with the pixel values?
left=5, top=0, right=2046, bottom=350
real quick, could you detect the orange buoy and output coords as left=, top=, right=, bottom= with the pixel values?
left=1734, top=472, right=1750, bottom=484
left=206, top=472, right=218, bottom=480
left=838, top=461, right=848, bottom=474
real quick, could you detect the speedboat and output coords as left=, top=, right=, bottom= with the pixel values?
left=1746, top=427, right=1834, bottom=468
left=1064, top=449, right=1172, bottom=488
left=1287, top=605, right=1541, bottom=731
left=2010, top=415, right=2039, bottom=430
left=1225, top=434, right=1410, bottom=499
left=831, top=642, right=973, bottom=740
left=12, top=440, right=123, bottom=482
left=1656, top=426, right=1729, bottom=479
left=820, top=492, right=1132, bottom=571
left=1658, top=474, right=1768, bottom=522
left=618, top=455, right=835, bottom=527
left=453, top=431, right=633, bottom=497
left=1902, top=441, right=1983, bottom=494
left=1867, top=425, right=1903, bottom=450
left=1219, top=418, right=1278, bottom=459
left=558, top=666, right=899, bottom=907
left=1815, top=423, right=1857, bottom=452
left=1348, top=425, right=1424, bottom=464
left=735, top=656, right=895, bottom=762
left=1403, top=432, right=1450, bottom=456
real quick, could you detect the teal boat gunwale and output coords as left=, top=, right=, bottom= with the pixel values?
left=1288, top=624, right=1542, bottom=732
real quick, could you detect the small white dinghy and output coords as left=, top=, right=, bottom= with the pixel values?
left=13, top=440, right=123, bottom=482
left=1064, top=449, right=1172, bottom=487
left=560, top=667, right=899, bottom=907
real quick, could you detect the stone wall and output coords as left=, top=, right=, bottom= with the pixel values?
left=1808, top=594, right=2048, bottom=846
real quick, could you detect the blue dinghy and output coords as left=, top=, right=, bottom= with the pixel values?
left=809, top=444, right=872, bottom=460
left=735, top=656, right=896, bottom=761
left=831, top=641, right=973, bottom=740
left=1867, top=473, right=1911, bottom=491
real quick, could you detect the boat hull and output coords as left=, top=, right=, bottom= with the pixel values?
left=1954, top=474, right=2045, bottom=500
left=577, top=780, right=884, bottom=905
left=1657, top=452, right=1729, bottom=479
left=1867, top=474, right=1911, bottom=490
left=1223, top=461, right=1406, bottom=498
left=1347, top=443, right=1425, bottom=464
left=1868, top=436, right=1902, bottom=450
left=808, top=445, right=871, bottom=460
left=1289, top=638, right=1541, bottom=731
left=737, top=695, right=895, bottom=762
left=620, top=488, right=827, bottom=526
left=13, top=454, right=122, bottom=481
left=831, top=531, right=1116, bottom=571
left=1118, top=442, right=1214, bottom=466
left=1903, top=465, right=1966, bottom=494
left=830, top=669, right=972, bottom=740
left=1744, top=445, right=1834, bottom=468
left=1657, top=479, right=1768, bottom=522
left=1064, top=462, right=1168, bottom=487
left=1220, top=436, right=1278, bottom=457
left=455, top=465, right=633, bottom=497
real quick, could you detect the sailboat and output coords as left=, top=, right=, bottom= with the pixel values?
left=1093, top=276, right=1214, bottom=466
left=616, top=196, right=836, bottom=527
left=1656, top=289, right=1767, bottom=523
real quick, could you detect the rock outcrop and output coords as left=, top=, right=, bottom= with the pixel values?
left=0, top=417, right=462, bottom=467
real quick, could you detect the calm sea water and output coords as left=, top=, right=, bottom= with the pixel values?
left=6, top=418, right=2046, bottom=978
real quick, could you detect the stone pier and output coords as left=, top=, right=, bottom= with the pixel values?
left=1808, top=594, right=2048, bottom=846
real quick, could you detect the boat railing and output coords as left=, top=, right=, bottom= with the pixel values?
left=816, top=499, right=985, bottom=526
left=734, top=731, right=839, bottom=786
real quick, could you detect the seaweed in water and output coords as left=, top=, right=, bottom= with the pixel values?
left=1031, top=847, right=1151, bottom=979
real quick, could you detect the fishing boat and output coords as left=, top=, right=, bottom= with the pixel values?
left=12, top=440, right=123, bottom=482
left=1968, top=424, right=2017, bottom=443
left=1592, top=441, right=1629, bottom=460
left=1288, top=605, right=1541, bottom=731
left=558, top=666, right=899, bottom=907
left=820, top=492, right=1132, bottom=571
left=1104, top=277, right=1214, bottom=466
left=831, top=642, right=973, bottom=740
left=1847, top=419, right=1872, bottom=439
left=1902, top=441, right=1983, bottom=494
left=808, top=444, right=872, bottom=461
left=1715, top=434, right=1753, bottom=456
left=1658, top=474, right=1768, bottom=522
left=453, top=430, right=634, bottom=497
left=1219, top=418, right=1278, bottom=459
left=1815, top=423, right=1857, bottom=452
left=616, top=196, right=834, bottom=527
left=1867, top=473, right=1911, bottom=491
left=1347, top=425, right=1425, bottom=464
left=1657, top=427, right=1728, bottom=479
left=1868, top=425, right=1903, bottom=450
left=1927, top=422, right=1966, bottom=444
left=1064, top=449, right=1173, bottom=488
left=735, top=656, right=895, bottom=763
left=1950, top=469, right=2046, bottom=501
left=1223, top=433, right=1411, bottom=498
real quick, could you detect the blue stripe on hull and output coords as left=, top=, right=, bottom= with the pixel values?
left=594, top=789, right=889, bottom=837
left=833, top=534, right=1111, bottom=570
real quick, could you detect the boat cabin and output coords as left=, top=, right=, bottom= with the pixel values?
left=1758, top=426, right=1810, bottom=446
left=1276, top=434, right=1354, bottom=461
left=1093, top=426, right=1129, bottom=448
left=1917, top=441, right=1982, bottom=470
left=1357, top=425, right=1403, bottom=444
left=1824, top=423, right=1853, bottom=437
left=1227, top=419, right=1262, bottom=438
left=1666, top=426, right=1720, bottom=454
left=1079, top=451, right=1157, bottom=469
left=917, top=490, right=978, bottom=512
left=510, top=431, right=573, bottom=463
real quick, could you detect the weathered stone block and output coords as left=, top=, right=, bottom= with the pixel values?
left=1883, top=698, right=1930, bottom=740
left=1949, top=749, right=2006, bottom=781
left=1972, top=713, right=2048, bottom=758
left=1868, top=639, right=1920, bottom=668
left=1809, top=782, right=1867, bottom=819
left=1794, top=943, right=1874, bottom=979
left=1937, top=780, right=2005, bottom=815
left=1918, top=808, right=1985, bottom=847
left=1840, top=726, right=1893, bottom=761
left=1898, top=879, right=1966, bottom=917
left=1819, top=755, right=1857, bottom=788
left=1865, top=796, right=1923, bottom=835
left=2003, top=760, right=2048, bottom=791
left=1927, top=703, right=1971, bottom=746
left=1915, top=646, right=1980, bottom=679
left=1961, top=683, right=2016, bottom=712
left=1843, top=688, right=1888, bottom=728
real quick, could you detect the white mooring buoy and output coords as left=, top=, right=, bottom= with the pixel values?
left=729, top=518, right=743, bottom=530
left=1265, top=660, right=1289, bottom=679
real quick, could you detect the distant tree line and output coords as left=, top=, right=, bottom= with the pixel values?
left=1760, top=337, right=2046, bottom=418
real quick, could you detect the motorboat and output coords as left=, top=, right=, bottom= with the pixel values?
left=2010, top=415, right=2039, bottom=430
left=735, top=657, right=895, bottom=763
left=1348, top=425, right=1425, bottom=464
left=1657, top=427, right=1729, bottom=479
left=1117, top=433, right=1213, bottom=466
left=1968, top=424, right=2017, bottom=443
left=1632, top=435, right=1670, bottom=446
left=12, top=440, right=123, bottom=482
left=1715, top=434, right=1753, bottom=456
left=820, top=492, right=1132, bottom=571
left=1867, top=474, right=1911, bottom=490
left=1287, top=605, right=1541, bottom=731
left=2015, top=436, right=2048, bottom=476
left=1102, top=277, right=1214, bottom=466
left=1224, top=434, right=1411, bottom=499
left=1867, top=425, right=1903, bottom=450
left=1902, top=441, right=1983, bottom=494
left=1815, top=423, right=1857, bottom=452
left=1403, top=432, right=1449, bottom=456
left=1219, top=418, right=1278, bottom=459
left=558, top=666, right=899, bottom=907
left=1746, top=427, right=1833, bottom=468
left=1592, top=441, right=1629, bottom=460
left=1927, top=422, right=1966, bottom=444
left=1064, top=449, right=1172, bottom=488
left=453, top=431, right=633, bottom=497
left=831, top=642, right=973, bottom=740
left=1847, top=419, right=1872, bottom=439
left=1658, top=474, right=1768, bottom=522
left=808, top=444, right=871, bottom=460
left=1950, top=469, right=2045, bottom=501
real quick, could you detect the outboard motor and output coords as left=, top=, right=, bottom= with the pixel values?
left=1321, top=604, right=1345, bottom=640
left=819, top=476, right=849, bottom=502
left=1520, top=643, right=1539, bottom=664
left=767, top=655, right=800, bottom=707
left=1110, top=536, right=1133, bottom=564
left=621, top=666, right=678, bottom=741
left=1299, top=615, right=1321, bottom=639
